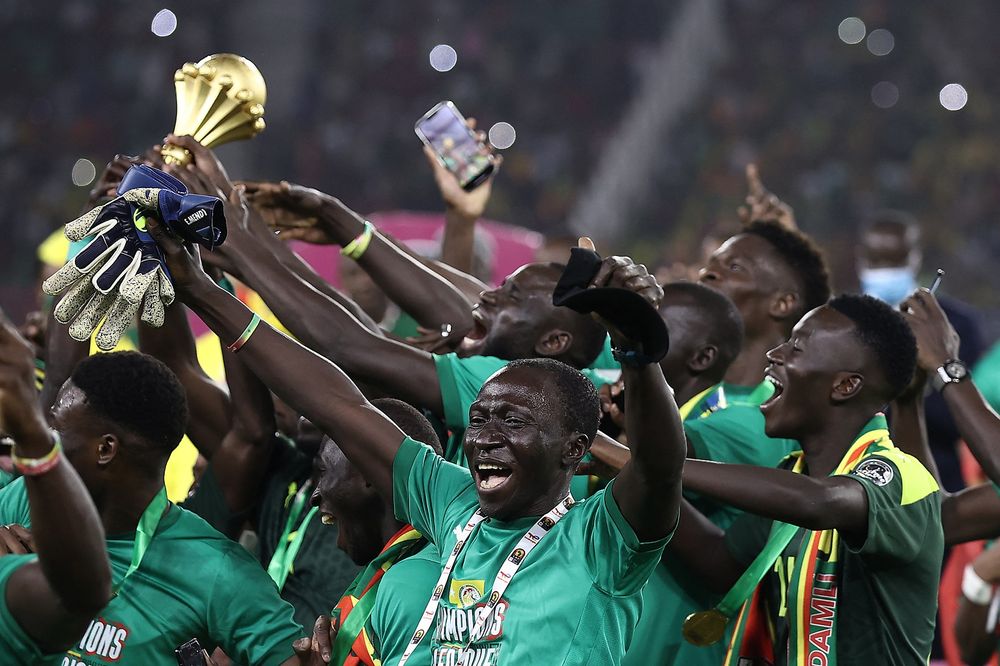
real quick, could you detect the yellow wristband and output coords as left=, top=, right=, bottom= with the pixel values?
left=11, top=431, right=63, bottom=476
left=341, top=220, right=374, bottom=260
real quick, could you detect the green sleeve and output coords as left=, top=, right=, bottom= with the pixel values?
left=583, top=481, right=673, bottom=596
left=0, top=477, right=32, bottom=527
left=845, top=454, right=942, bottom=563
left=392, top=437, right=478, bottom=548
left=724, top=512, right=774, bottom=567
left=684, top=407, right=796, bottom=468
left=0, top=469, right=16, bottom=490
left=180, top=465, right=248, bottom=540
left=0, top=555, right=48, bottom=660
left=433, top=353, right=508, bottom=431
left=207, top=545, right=304, bottom=664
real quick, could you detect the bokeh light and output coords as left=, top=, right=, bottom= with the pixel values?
left=71, top=158, right=96, bottom=187
left=151, top=9, right=177, bottom=38
left=429, top=44, right=458, bottom=72
left=488, top=122, right=516, bottom=149
left=939, top=83, right=968, bottom=111
left=866, top=28, right=894, bottom=56
left=871, top=81, right=899, bottom=109
left=837, top=17, right=866, bottom=45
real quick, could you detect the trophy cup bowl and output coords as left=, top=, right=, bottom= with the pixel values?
left=161, top=53, right=267, bottom=166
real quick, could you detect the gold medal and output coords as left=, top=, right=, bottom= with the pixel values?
left=682, top=608, right=728, bottom=646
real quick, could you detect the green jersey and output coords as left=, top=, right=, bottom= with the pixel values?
left=624, top=381, right=800, bottom=666
left=184, top=436, right=360, bottom=630
left=724, top=420, right=942, bottom=665
left=0, top=478, right=302, bottom=665
left=393, top=437, right=670, bottom=665
left=369, top=542, right=442, bottom=666
left=433, top=352, right=615, bottom=501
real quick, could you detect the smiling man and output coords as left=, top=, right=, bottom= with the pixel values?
left=149, top=202, right=686, bottom=665
left=668, top=294, right=942, bottom=665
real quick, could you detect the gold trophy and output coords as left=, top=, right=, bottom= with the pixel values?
left=161, top=53, right=267, bottom=165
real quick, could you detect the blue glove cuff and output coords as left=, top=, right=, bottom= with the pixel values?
left=117, top=164, right=187, bottom=196
left=156, top=191, right=227, bottom=248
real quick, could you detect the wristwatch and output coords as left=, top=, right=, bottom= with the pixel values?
left=930, top=359, right=968, bottom=392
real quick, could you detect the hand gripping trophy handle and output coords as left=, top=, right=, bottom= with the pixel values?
left=161, top=53, right=267, bottom=166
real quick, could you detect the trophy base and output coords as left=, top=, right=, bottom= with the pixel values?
left=161, top=144, right=192, bottom=166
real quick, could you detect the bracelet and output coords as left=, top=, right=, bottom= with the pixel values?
left=228, top=313, right=261, bottom=353
left=341, top=220, right=374, bottom=260
left=11, top=432, right=63, bottom=477
left=963, top=564, right=995, bottom=605
left=612, top=347, right=658, bottom=368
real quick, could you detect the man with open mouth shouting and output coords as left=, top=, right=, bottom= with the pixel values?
left=148, top=198, right=686, bottom=665
left=669, top=294, right=943, bottom=665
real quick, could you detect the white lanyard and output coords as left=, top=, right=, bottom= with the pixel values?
left=397, top=494, right=575, bottom=666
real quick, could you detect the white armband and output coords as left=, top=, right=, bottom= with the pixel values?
left=963, top=564, right=995, bottom=606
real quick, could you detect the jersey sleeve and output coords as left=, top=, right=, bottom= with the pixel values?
left=844, top=451, right=942, bottom=563
left=433, top=353, right=508, bottom=431
left=0, top=477, right=32, bottom=526
left=392, top=437, right=478, bottom=548
left=582, top=480, right=673, bottom=596
left=207, top=545, right=304, bottom=665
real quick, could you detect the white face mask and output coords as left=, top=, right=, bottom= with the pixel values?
left=859, top=266, right=918, bottom=307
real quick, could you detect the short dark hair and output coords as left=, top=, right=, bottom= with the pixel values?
left=371, top=398, right=443, bottom=456
left=828, top=294, right=917, bottom=401
left=504, top=358, right=601, bottom=442
left=744, top=220, right=831, bottom=315
left=662, top=282, right=744, bottom=379
left=71, top=352, right=188, bottom=453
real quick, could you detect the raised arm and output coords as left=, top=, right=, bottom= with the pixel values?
left=138, top=299, right=230, bottom=458
left=583, top=248, right=684, bottom=542
left=955, top=542, right=1000, bottom=665
left=901, top=289, right=1000, bottom=484
left=242, top=180, right=474, bottom=333
left=682, top=459, right=870, bottom=543
left=148, top=211, right=405, bottom=502
left=420, top=118, right=501, bottom=277
left=208, top=322, right=279, bottom=518
left=0, top=311, right=112, bottom=652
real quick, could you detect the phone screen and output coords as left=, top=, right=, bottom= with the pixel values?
left=416, top=103, right=493, bottom=189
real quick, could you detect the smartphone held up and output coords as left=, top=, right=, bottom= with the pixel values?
left=415, top=101, right=496, bottom=191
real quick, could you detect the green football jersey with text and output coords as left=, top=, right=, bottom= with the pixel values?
left=393, top=437, right=670, bottom=665
left=725, top=439, right=942, bottom=664
left=0, top=478, right=303, bottom=665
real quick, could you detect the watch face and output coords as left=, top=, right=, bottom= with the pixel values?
left=945, top=361, right=968, bottom=380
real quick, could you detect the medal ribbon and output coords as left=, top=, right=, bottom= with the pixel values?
left=329, top=525, right=426, bottom=666
left=114, top=486, right=169, bottom=595
left=267, top=480, right=316, bottom=590
left=397, top=494, right=575, bottom=666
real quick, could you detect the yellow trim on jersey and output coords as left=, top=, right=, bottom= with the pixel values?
left=869, top=447, right=940, bottom=506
